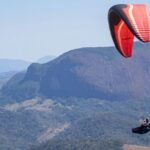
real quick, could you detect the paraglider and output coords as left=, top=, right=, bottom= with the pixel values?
left=108, top=4, right=150, bottom=134
left=132, top=118, right=150, bottom=134
left=108, top=4, right=150, bottom=57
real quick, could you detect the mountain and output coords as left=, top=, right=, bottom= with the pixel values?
left=1, top=43, right=150, bottom=150
left=1, top=42, right=150, bottom=103
left=0, top=59, right=30, bottom=73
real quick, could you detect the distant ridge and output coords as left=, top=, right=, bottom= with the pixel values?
left=0, top=59, right=30, bottom=73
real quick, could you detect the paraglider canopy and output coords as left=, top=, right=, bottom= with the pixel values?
left=108, top=4, right=150, bottom=57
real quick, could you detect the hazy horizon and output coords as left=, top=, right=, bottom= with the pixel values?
left=0, top=0, right=150, bottom=61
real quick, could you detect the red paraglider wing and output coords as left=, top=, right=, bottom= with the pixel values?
left=113, top=18, right=134, bottom=57
left=108, top=4, right=150, bottom=57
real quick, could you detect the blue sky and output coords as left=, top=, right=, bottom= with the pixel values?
left=0, top=0, right=150, bottom=61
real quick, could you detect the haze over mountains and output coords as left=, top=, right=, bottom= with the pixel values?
left=0, top=55, right=55, bottom=73
left=0, top=59, right=30, bottom=73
